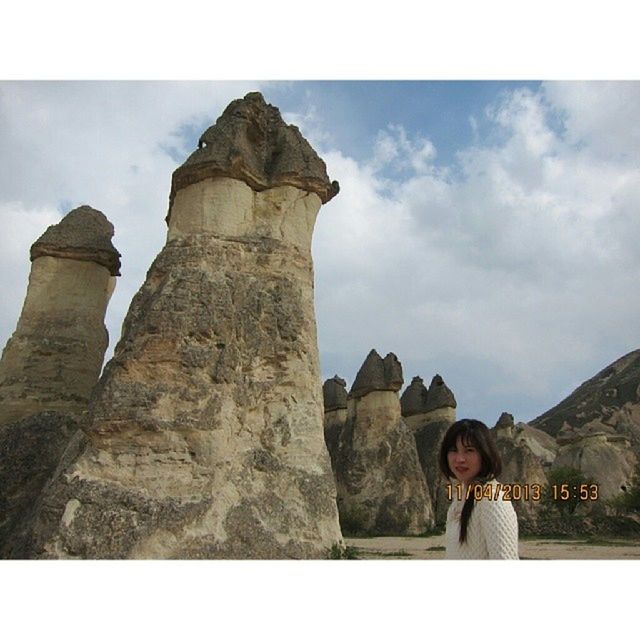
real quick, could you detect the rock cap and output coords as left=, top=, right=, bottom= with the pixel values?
left=349, top=350, right=403, bottom=399
left=30, top=205, right=121, bottom=276
left=167, top=92, right=339, bottom=222
left=323, top=375, right=348, bottom=412
left=424, top=374, right=456, bottom=411
left=495, top=412, right=515, bottom=430
left=400, top=376, right=430, bottom=417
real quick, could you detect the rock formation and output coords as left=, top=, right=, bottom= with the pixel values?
left=401, top=374, right=456, bottom=431
left=531, top=349, right=640, bottom=452
left=0, top=206, right=120, bottom=557
left=400, top=376, right=430, bottom=429
left=495, top=414, right=557, bottom=466
left=492, top=413, right=550, bottom=528
left=20, top=92, right=343, bottom=559
left=401, top=374, right=456, bottom=525
left=350, top=349, right=403, bottom=399
left=0, top=206, right=120, bottom=426
left=332, top=350, right=433, bottom=535
left=413, top=419, right=452, bottom=527
left=530, top=349, right=640, bottom=504
left=552, top=422, right=637, bottom=500
left=323, top=375, right=348, bottom=466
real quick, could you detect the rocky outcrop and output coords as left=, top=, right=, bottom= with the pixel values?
left=21, top=93, right=342, bottom=559
left=323, top=375, right=347, bottom=466
left=531, top=349, right=640, bottom=452
left=332, top=351, right=433, bottom=535
left=0, top=206, right=120, bottom=426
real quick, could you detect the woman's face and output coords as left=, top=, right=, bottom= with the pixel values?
left=447, top=436, right=482, bottom=484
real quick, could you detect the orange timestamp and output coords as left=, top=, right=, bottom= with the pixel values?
left=446, top=482, right=600, bottom=502
left=447, top=482, right=543, bottom=502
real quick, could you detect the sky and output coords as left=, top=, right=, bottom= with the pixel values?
left=1, top=80, right=639, bottom=427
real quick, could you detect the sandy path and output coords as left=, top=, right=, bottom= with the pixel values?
left=344, top=535, right=640, bottom=560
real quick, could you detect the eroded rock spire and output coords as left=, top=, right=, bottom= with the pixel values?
left=22, top=95, right=342, bottom=559
left=0, top=205, right=120, bottom=426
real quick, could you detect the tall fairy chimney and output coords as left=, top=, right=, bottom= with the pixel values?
left=25, top=92, right=343, bottom=558
left=0, top=206, right=120, bottom=426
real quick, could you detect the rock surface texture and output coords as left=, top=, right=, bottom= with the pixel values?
left=0, top=206, right=120, bottom=426
left=23, top=93, right=343, bottom=558
left=0, top=413, right=81, bottom=557
left=333, top=351, right=433, bottom=535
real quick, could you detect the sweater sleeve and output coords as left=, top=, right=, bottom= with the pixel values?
left=477, top=497, right=519, bottom=559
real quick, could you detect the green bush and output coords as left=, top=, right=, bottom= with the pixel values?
left=328, top=543, right=359, bottom=559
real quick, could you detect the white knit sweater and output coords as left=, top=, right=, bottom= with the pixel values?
left=445, top=479, right=519, bottom=559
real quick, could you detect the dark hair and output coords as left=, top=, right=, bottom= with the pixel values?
left=438, top=418, right=502, bottom=543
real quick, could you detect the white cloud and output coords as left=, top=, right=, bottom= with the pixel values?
left=312, top=83, right=640, bottom=423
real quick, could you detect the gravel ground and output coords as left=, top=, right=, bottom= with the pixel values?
left=344, top=534, right=640, bottom=559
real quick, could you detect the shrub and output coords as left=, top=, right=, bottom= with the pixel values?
left=328, top=543, right=359, bottom=559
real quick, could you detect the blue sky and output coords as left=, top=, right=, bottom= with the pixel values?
left=1, top=80, right=639, bottom=427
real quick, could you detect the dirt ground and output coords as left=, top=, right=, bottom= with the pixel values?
left=344, top=534, right=640, bottom=559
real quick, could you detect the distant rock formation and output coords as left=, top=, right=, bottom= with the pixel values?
left=323, top=375, right=348, bottom=466
left=493, top=413, right=550, bottom=528
left=349, top=349, right=403, bottom=399
left=400, top=374, right=457, bottom=525
left=0, top=206, right=120, bottom=426
left=401, top=374, right=456, bottom=431
left=20, top=92, right=342, bottom=559
left=400, top=376, right=429, bottom=424
left=413, top=419, right=453, bottom=526
left=531, top=349, right=640, bottom=452
left=332, top=350, right=433, bottom=535
left=552, top=423, right=637, bottom=500
left=530, top=349, right=640, bottom=504
left=495, top=412, right=557, bottom=466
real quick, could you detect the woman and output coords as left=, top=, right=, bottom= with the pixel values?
left=438, top=418, right=519, bottom=559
